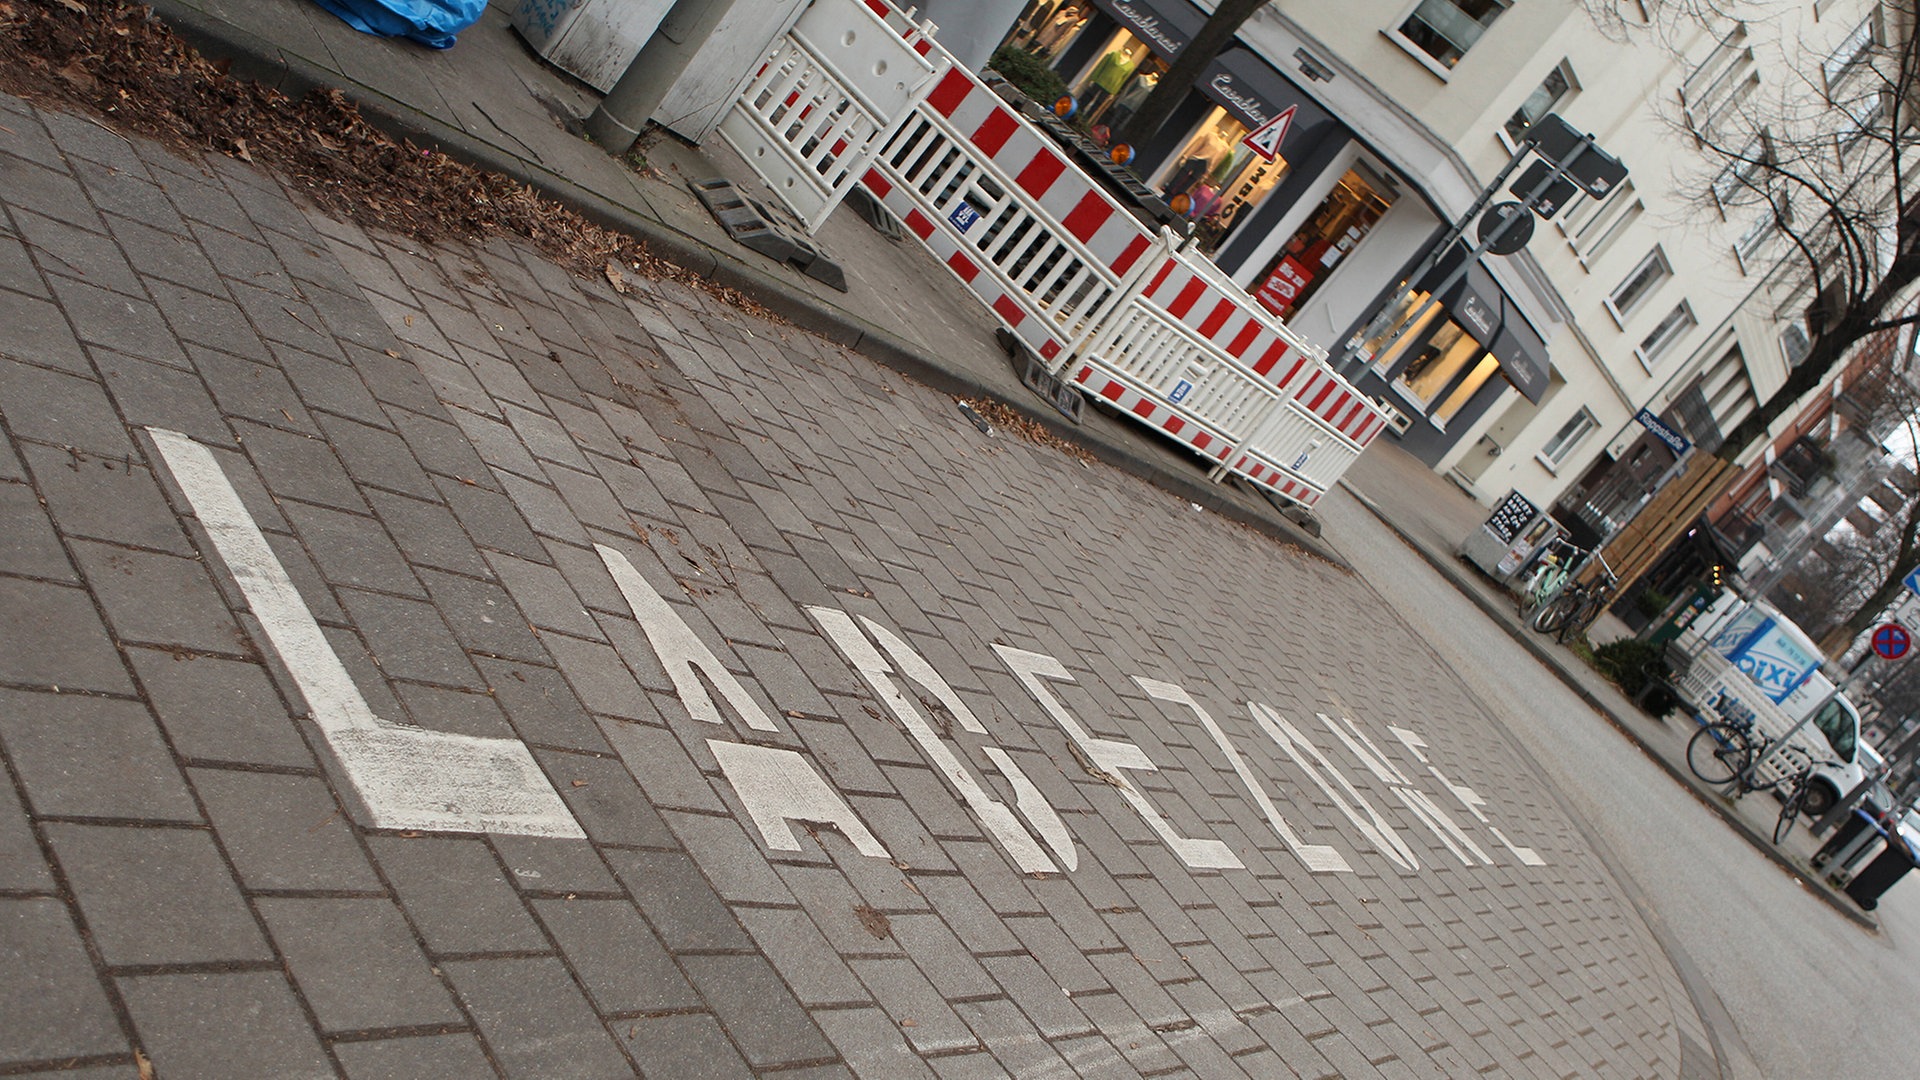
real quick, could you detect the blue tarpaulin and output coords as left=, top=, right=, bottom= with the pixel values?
left=309, top=0, right=486, bottom=49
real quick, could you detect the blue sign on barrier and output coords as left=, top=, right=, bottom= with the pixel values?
left=949, top=202, right=980, bottom=233
left=1169, top=379, right=1192, bottom=404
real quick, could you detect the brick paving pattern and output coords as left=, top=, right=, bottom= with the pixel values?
left=0, top=95, right=1699, bottom=1077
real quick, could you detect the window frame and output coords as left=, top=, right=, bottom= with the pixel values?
left=1635, top=301, right=1699, bottom=369
left=1538, top=408, right=1599, bottom=471
left=1389, top=0, right=1511, bottom=76
left=1501, top=60, right=1577, bottom=147
left=1606, top=247, right=1672, bottom=324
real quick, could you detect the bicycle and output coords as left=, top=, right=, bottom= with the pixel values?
left=1516, top=539, right=1584, bottom=623
left=1534, top=551, right=1619, bottom=642
left=1773, top=757, right=1845, bottom=845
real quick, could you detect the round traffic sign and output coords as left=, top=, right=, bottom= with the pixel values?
left=1478, top=201, right=1535, bottom=255
left=1872, top=622, right=1911, bottom=660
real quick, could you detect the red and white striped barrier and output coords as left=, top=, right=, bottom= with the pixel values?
left=731, top=0, right=1384, bottom=508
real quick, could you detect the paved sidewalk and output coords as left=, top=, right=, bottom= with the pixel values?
left=141, top=0, right=1332, bottom=561
left=1340, top=445, right=1879, bottom=930
left=0, top=80, right=1712, bottom=1080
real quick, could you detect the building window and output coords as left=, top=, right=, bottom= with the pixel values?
left=1780, top=321, right=1812, bottom=366
left=1560, top=180, right=1641, bottom=267
left=1734, top=206, right=1782, bottom=270
left=1607, top=248, right=1670, bottom=322
left=1681, top=24, right=1757, bottom=138
left=1397, top=0, right=1508, bottom=70
left=1710, top=134, right=1768, bottom=210
left=1636, top=302, right=1698, bottom=368
left=1824, top=13, right=1879, bottom=91
left=1503, top=62, right=1575, bottom=144
left=1539, top=408, right=1599, bottom=470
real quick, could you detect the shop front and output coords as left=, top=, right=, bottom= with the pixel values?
left=1251, top=164, right=1398, bottom=321
left=1351, top=256, right=1551, bottom=461
left=998, top=1, right=1340, bottom=256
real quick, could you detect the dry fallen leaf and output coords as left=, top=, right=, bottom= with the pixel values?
left=231, top=137, right=252, bottom=162
left=134, top=1050, right=154, bottom=1080
left=56, top=0, right=87, bottom=12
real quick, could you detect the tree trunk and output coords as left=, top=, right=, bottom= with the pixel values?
left=1113, top=0, right=1272, bottom=150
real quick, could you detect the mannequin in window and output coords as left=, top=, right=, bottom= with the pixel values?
left=1107, top=70, right=1158, bottom=128
left=1161, top=120, right=1232, bottom=201
left=1081, top=44, right=1143, bottom=122
left=1031, top=3, right=1086, bottom=58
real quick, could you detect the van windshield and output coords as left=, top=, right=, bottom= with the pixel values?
left=1813, top=699, right=1857, bottom=763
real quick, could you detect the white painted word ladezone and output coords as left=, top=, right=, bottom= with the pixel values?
left=154, top=426, right=1542, bottom=879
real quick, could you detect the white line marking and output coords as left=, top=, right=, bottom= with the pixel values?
left=149, top=428, right=584, bottom=838
left=708, top=739, right=889, bottom=857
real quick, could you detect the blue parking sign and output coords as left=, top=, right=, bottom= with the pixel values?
left=1906, top=565, right=1920, bottom=598
left=949, top=202, right=980, bottom=233
left=1169, top=379, right=1192, bottom=404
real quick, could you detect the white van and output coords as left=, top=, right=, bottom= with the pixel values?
left=1780, top=672, right=1867, bottom=815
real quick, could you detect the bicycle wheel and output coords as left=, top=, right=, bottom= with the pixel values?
left=1774, top=784, right=1809, bottom=845
left=1533, top=592, right=1578, bottom=634
left=1687, top=722, right=1751, bottom=785
left=1555, top=593, right=1600, bottom=644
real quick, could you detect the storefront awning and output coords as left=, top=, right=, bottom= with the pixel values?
left=1424, top=256, right=1551, bottom=403
left=1488, top=313, right=1550, bottom=403
left=1085, top=0, right=1205, bottom=62
left=1196, top=48, right=1338, bottom=147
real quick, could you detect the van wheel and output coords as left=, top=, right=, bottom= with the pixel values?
left=1800, top=782, right=1838, bottom=818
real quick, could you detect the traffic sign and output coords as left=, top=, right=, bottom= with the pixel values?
left=1241, top=105, right=1296, bottom=163
left=1905, top=564, right=1920, bottom=598
left=1872, top=622, right=1912, bottom=661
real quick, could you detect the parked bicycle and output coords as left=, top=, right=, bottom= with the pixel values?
left=1773, top=757, right=1845, bottom=845
left=1515, top=538, right=1584, bottom=623
left=1531, top=550, right=1619, bottom=642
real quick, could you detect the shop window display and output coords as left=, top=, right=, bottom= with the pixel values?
left=1392, top=321, right=1488, bottom=410
left=1006, top=0, right=1090, bottom=61
left=1254, top=167, right=1395, bottom=320
left=1155, top=108, right=1287, bottom=253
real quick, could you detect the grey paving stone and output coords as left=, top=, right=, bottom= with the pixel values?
left=541, top=632, right=651, bottom=722
left=611, top=1014, right=751, bottom=1080
left=0, top=151, right=96, bottom=224
left=0, top=578, right=133, bottom=694
left=128, top=648, right=315, bottom=768
left=680, top=954, right=836, bottom=1068
left=0, top=898, right=125, bottom=1063
left=0, top=290, right=89, bottom=374
left=275, top=343, right=389, bottom=426
left=373, top=495, right=488, bottom=577
left=117, top=971, right=333, bottom=1080
left=816, top=1007, right=936, bottom=1080
left=0, top=773, right=51, bottom=892
left=443, top=955, right=638, bottom=1079
left=535, top=748, right=677, bottom=849
left=486, top=550, right=601, bottom=638
left=23, top=447, right=190, bottom=554
left=45, top=276, right=188, bottom=368
left=354, top=347, right=446, bottom=418
left=94, top=347, right=232, bottom=446
left=256, top=896, right=462, bottom=1033
left=490, top=832, right=619, bottom=895
left=736, top=905, right=868, bottom=1007
left=476, top=657, right=611, bottom=752
left=280, top=500, right=422, bottom=596
left=0, top=482, right=74, bottom=581
left=189, top=767, right=381, bottom=891
left=606, top=848, right=752, bottom=953
left=147, top=280, right=266, bottom=359
left=849, top=956, right=976, bottom=1056
left=333, top=1033, right=497, bottom=1080
left=44, top=822, right=271, bottom=966
left=236, top=422, right=370, bottom=515
left=316, top=412, right=437, bottom=498
left=437, top=474, right=549, bottom=560
left=102, top=211, right=224, bottom=294
left=664, top=809, right=796, bottom=904
left=0, top=361, right=135, bottom=456
left=336, top=588, right=479, bottom=687
left=391, top=682, right=517, bottom=742
left=532, top=897, right=698, bottom=1015
left=232, top=283, right=341, bottom=358
left=597, top=715, right=724, bottom=812
left=497, top=470, right=594, bottom=544
left=366, top=834, right=548, bottom=955
left=0, top=688, right=198, bottom=822
left=69, top=540, right=242, bottom=653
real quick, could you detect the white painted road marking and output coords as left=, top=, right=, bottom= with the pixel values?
left=709, top=739, right=889, bottom=857
left=148, top=428, right=584, bottom=838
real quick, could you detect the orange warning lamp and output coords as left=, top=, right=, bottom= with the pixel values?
left=1053, top=96, right=1076, bottom=119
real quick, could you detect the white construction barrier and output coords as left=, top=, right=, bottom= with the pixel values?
left=730, top=0, right=1385, bottom=507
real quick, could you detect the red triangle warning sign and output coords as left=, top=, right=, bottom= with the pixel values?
left=1241, top=105, right=1296, bottom=163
